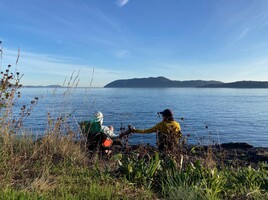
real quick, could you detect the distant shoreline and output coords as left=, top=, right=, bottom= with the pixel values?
left=23, top=85, right=63, bottom=88
left=23, top=76, right=268, bottom=89
left=23, top=86, right=268, bottom=89
left=104, top=76, right=268, bottom=88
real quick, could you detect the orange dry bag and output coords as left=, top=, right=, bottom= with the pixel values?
left=102, top=138, right=113, bottom=148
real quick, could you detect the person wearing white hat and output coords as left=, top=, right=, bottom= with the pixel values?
left=80, top=111, right=118, bottom=153
left=91, top=111, right=117, bottom=138
left=86, top=111, right=118, bottom=153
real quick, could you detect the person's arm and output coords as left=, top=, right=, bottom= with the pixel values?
left=101, top=125, right=117, bottom=138
left=119, top=123, right=159, bottom=138
left=133, top=124, right=159, bottom=134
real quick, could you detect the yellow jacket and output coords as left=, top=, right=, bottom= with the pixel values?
left=133, top=120, right=181, bottom=134
left=133, top=120, right=182, bottom=150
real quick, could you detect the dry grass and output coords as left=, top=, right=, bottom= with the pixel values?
left=0, top=48, right=155, bottom=199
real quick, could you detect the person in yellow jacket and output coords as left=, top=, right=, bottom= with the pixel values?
left=122, top=109, right=182, bottom=152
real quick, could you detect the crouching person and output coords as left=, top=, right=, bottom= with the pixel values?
left=80, top=111, right=118, bottom=155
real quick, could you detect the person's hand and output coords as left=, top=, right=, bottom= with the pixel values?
left=128, top=124, right=135, bottom=132
left=119, top=132, right=127, bottom=139
left=119, top=124, right=135, bottom=139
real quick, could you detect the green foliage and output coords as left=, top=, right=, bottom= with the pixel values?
left=223, top=165, right=268, bottom=199
left=157, top=159, right=203, bottom=198
left=0, top=137, right=156, bottom=200
left=0, top=188, right=43, bottom=200
left=156, top=158, right=268, bottom=199
left=0, top=115, right=267, bottom=200
left=116, top=152, right=160, bottom=189
left=161, top=186, right=204, bottom=200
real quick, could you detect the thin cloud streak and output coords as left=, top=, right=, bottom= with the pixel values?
left=116, top=0, right=129, bottom=7
left=223, top=28, right=250, bottom=50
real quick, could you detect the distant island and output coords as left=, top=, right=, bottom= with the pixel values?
left=24, top=85, right=63, bottom=88
left=104, top=76, right=268, bottom=88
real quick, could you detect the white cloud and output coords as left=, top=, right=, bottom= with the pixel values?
left=116, top=0, right=129, bottom=7
left=0, top=48, right=133, bottom=87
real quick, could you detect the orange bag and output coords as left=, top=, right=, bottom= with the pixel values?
left=102, top=138, right=113, bottom=147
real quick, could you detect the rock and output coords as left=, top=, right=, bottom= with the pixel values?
left=220, top=142, right=253, bottom=149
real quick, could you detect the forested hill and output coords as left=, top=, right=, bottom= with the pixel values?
left=104, top=77, right=268, bottom=88
left=104, top=77, right=223, bottom=88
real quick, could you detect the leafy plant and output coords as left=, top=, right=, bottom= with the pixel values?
left=115, top=151, right=160, bottom=189
left=223, top=165, right=268, bottom=199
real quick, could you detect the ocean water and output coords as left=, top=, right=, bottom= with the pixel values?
left=12, top=87, right=268, bottom=147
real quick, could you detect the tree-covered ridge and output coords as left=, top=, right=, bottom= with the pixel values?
left=104, top=76, right=223, bottom=88
left=104, top=77, right=268, bottom=88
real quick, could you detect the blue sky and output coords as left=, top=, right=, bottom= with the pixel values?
left=1, top=0, right=268, bottom=87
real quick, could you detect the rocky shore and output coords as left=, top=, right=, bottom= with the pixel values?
left=119, top=142, right=268, bottom=168
left=186, top=142, right=268, bottom=168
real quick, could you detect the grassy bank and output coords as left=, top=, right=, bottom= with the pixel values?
left=0, top=131, right=267, bottom=200
left=0, top=132, right=157, bottom=200
left=0, top=58, right=156, bottom=199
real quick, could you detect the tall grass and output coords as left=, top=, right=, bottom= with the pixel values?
left=0, top=45, right=155, bottom=199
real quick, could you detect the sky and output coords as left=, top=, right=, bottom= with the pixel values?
left=1, top=0, right=268, bottom=87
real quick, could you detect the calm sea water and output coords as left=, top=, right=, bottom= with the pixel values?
left=13, top=87, right=268, bottom=147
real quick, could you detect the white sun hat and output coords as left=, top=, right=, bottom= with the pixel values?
left=93, top=111, right=103, bottom=124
